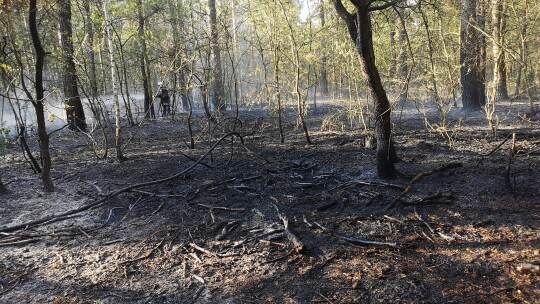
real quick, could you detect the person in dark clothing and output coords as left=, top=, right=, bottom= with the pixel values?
left=157, top=85, right=171, bottom=117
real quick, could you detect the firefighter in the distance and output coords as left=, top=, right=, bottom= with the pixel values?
left=157, top=83, right=171, bottom=117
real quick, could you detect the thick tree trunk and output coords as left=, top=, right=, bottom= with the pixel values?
left=58, top=0, right=86, bottom=131
left=460, top=0, right=486, bottom=111
left=492, top=0, right=509, bottom=100
left=209, top=0, right=226, bottom=113
left=29, top=0, right=54, bottom=191
left=333, top=0, right=397, bottom=179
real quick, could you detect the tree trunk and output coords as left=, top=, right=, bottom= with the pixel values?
left=319, top=1, right=329, bottom=97
left=397, top=7, right=408, bottom=104
left=492, top=0, right=509, bottom=100
left=333, top=0, right=397, bottom=179
left=83, top=0, right=109, bottom=157
left=209, top=0, right=226, bottom=113
left=460, top=0, right=486, bottom=111
left=103, top=0, right=126, bottom=161
left=170, top=0, right=190, bottom=113
left=29, top=0, right=54, bottom=191
left=58, top=0, right=87, bottom=131
left=138, top=0, right=155, bottom=119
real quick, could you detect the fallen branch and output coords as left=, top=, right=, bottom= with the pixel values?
left=0, top=132, right=243, bottom=233
left=505, top=133, right=516, bottom=193
left=338, top=235, right=397, bottom=247
left=386, top=162, right=462, bottom=210
left=270, top=198, right=306, bottom=254
left=402, top=192, right=454, bottom=205
left=189, top=242, right=218, bottom=257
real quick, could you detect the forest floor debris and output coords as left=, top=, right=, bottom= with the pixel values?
left=1, top=100, right=539, bottom=303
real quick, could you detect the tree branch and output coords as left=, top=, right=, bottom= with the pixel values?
left=368, top=0, right=402, bottom=12
left=332, top=0, right=358, bottom=41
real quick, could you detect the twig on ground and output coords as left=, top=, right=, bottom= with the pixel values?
left=178, top=151, right=214, bottom=168
left=338, top=235, right=398, bottom=247
left=413, top=206, right=455, bottom=241
left=270, top=198, right=306, bottom=254
left=386, top=162, right=462, bottom=210
left=402, top=192, right=454, bottom=205
left=189, top=242, right=218, bottom=257
left=197, top=204, right=245, bottom=212
left=0, top=239, right=38, bottom=247
left=119, top=237, right=166, bottom=265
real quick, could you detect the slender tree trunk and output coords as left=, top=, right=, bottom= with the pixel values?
left=58, top=0, right=87, bottom=131
left=137, top=0, right=155, bottom=119
left=278, top=0, right=311, bottom=145
left=397, top=7, right=408, bottom=104
left=230, top=0, right=242, bottom=104
left=208, top=0, right=226, bottom=112
left=82, top=0, right=109, bottom=157
left=333, top=0, right=397, bottom=179
left=29, top=0, right=54, bottom=191
left=170, top=0, right=189, bottom=113
left=492, top=0, right=509, bottom=100
left=103, top=0, right=126, bottom=161
left=320, top=1, right=329, bottom=97
left=274, top=47, right=285, bottom=143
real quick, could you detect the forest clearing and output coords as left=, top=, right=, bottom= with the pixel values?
left=1, top=0, right=540, bottom=303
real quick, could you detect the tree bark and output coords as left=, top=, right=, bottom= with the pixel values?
left=103, top=0, right=126, bottom=161
left=396, top=7, right=408, bottom=104
left=58, top=0, right=87, bottom=131
left=209, top=0, right=226, bottom=113
left=460, top=0, right=486, bottom=111
left=492, top=0, right=509, bottom=101
left=29, top=0, right=54, bottom=191
left=137, top=0, right=155, bottom=119
left=170, top=0, right=190, bottom=113
left=333, top=0, right=398, bottom=179
left=319, top=1, right=329, bottom=97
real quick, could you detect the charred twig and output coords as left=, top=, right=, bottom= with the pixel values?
left=178, top=151, right=214, bottom=169
left=386, top=162, right=462, bottom=210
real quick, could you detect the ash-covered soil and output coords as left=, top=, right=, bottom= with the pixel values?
left=0, top=100, right=539, bottom=303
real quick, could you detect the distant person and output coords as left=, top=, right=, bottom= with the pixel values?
left=157, top=84, right=171, bottom=117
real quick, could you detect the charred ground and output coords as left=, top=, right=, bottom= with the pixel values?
left=0, top=100, right=539, bottom=303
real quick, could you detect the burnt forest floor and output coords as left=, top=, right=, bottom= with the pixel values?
left=0, top=99, right=539, bottom=303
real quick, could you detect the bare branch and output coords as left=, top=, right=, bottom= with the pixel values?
left=368, top=0, right=402, bottom=12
